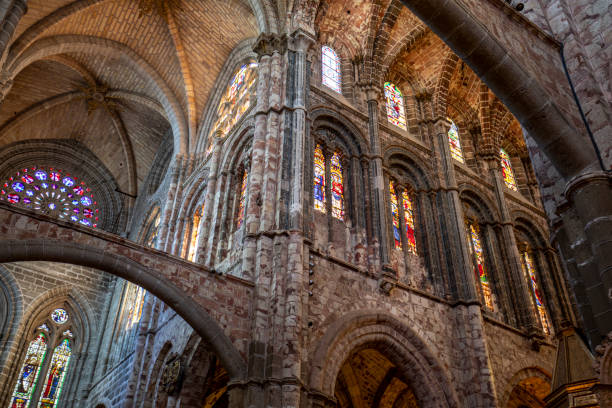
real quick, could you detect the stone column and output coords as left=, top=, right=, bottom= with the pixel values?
left=0, top=0, right=26, bottom=68
left=364, top=87, right=390, bottom=268
left=157, top=156, right=184, bottom=253
left=487, top=158, right=539, bottom=332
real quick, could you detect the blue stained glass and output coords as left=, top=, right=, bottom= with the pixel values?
left=26, top=190, right=34, bottom=197
left=12, top=182, right=24, bottom=192
left=80, top=219, right=90, bottom=226
left=35, top=170, right=47, bottom=181
left=62, top=177, right=74, bottom=187
left=81, top=197, right=92, bottom=206
left=22, top=175, right=34, bottom=184
left=41, top=183, right=48, bottom=189
left=70, top=216, right=78, bottom=222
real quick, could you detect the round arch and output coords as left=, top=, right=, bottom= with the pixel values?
left=501, top=366, right=551, bottom=407
left=0, top=240, right=247, bottom=382
left=309, top=310, right=459, bottom=408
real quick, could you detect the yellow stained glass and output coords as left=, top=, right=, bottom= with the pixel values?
left=500, top=149, right=518, bottom=191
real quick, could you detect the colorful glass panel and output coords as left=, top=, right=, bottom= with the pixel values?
left=125, top=283, right=146, bottom=330
left=390, top=182, right=401, bottom=249
left=322, top=46, right=341, bottom=93
left=236, top=170, right=248, bottom=228
left=51, top=309, right=68, bottom=325
left=187, top=206, right=203, bottom=262
left=384, top=82, right=407, bottom=130
left=467, top=222, right=494, bottom=310
left=1, top=167, right=99, bottom=227
left=500, top=149, right=518, bottom=191
left=402, top=191, right=417, bottom=254
left=448, top=120, right=464, bottom=163
left=208, top=63, right=258, bottom=155
left=37, top=339, right=71, bottom=408
left=330, top=152, right=344, bottom=220
left=10, top=333, right=47, bottom=408
left=313, top=145, right=326, bottom=213
left=522, top=251, right=552, bottom=334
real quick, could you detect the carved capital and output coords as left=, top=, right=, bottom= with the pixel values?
left=253, top=33, right=288, bottom=58
left=288, top=28, right=316, bottom=53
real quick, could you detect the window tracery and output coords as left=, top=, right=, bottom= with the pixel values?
left=322, top=46, right=341, bottom=93
left=402, top=190, right=417, bottom=254
left=38, top=339, right=71, bottom=408
left=389, top=182, right=401, bottom=249
left=207, top=62, right=258, bottom=156
left=384, top=82, right=407, bottom=130
left=466, top=220, right=494, bottom=310
left=521, top=248, right=552, bottom=334
left=389, top=180, right=418, bottom=254
left=0, top=166, right=100, bottom=227
left=447, top=120, right=464, bottom=163
left=500, top=148, right=518, bottom=191
left=330, top=152, right=345, bottom=221
left=313, top=144, right=326, bottom=213
left=313, top=143, right=346, bottom=222
left=10, top=333, right=47, bottom=407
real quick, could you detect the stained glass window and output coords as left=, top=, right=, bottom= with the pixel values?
left=466, top=221, right=494, bottom=310
left=322, top=46, right=341, bottom=93
left=236, top=170, right=248, bottom=228
left=62, top=330, right=73, bottom=338
left=37, top=339, right=71, bottom=408
left=0, top=166, right=100, bottom=227
left=313, top=145, right=326, bottom=213
left=187, top=206, right=203, bottom=262
left=10, top=333, right=47, bottom=408
left=51, top=309, right=68, bottom=325
left=124, top=283, right=146, bottom=330
left=390, top=182, right=401, bottom=249
left=330, top=152, right=344, bottom=220
left=142, top=207, right=161, bottom=248
left=402, top=191, right=417, bottom=254
left=448, top=120, right=464, bottom=163
left=500, top=149, right=518, bottom=191
left=37, top=324, right=50, bottom=332
left=208, top=62, right=258, bottom=155
left=384, top=82, right=407, bottom=130
left=521, top=250, right=552, bottom=334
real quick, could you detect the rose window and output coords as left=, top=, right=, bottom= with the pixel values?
left=0, top=166, right=100, bottom=227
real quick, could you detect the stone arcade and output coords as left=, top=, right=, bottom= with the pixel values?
left=0, top=0, right=610, bottom=407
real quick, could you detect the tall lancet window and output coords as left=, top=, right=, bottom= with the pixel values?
left=384, top=82, right=407, bottom=130
left=322, top=46, right=341, bottom=93
left=187, top=205, right=203, bottom=262
left=10, top=333, right=48, bottom=407
left=313, top=144, right=326, bottom=213
left=466, top=220, right=494, bottom=310
left=521, top=249, right=552, bottom=334
left=448, top=120, right=464, bottom=163
left=389, top=182, right=402, bottom=249
left=236, top=169, right=248, bottom=228
left=38, top=339, right=72, bottom=408
left=402, top=191, right=417, bottom=254
left=500, top=148, right=518, bottom=191
left=330, top=152, right=345, bottom=221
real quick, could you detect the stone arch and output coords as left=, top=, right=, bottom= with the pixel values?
left=0, top=283, right=96, bottom=406
left=433, top=51, right=460, bottom=118
left=309, top=310, right=459, bottom=408
left=459, top=184, right=500, bottom=224
left=397, top=0, right=595, bottom=179
left=501, top=366, right=551, bottom=407
left=0, top=266, right=23, bottom=373
left=143, top=341, right=174, bottom=407
left=6, top=34, right=188, bottom=155
left=309, top=107, right=370, bottom=156
left=384, top=146, right=433, bottom=191
left=0, top=238, right=247, bottom=382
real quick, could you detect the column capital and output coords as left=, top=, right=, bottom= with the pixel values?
left=363, top=85, right=382, bottom=103
left=288, top=28, right=316, bottom=53
left=253, top=33, right=287, bottom=58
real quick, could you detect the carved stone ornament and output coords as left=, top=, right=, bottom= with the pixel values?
left=253, top=33, right=288, bottom=58
left=160, top=359, right=182, bottom=394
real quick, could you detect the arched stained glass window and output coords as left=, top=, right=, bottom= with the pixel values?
left=124, top=283, right=146, bottom=330
left=37, top=339, right=71, bottom=408
left=0, top=166, right=100, bottom=227
left=466, top=221, right=494, bottom=310
left=384, top=82, right=407, bottom=130
left=500, top=149, right=518, bottom=191
left=402, top=191, right=417, bottom=254
left=448, top=120, right=464, bottom=163
left=313, top=145, right=326, bottom=213
left=187, top=206, right=203, bottom=262
left=330, top=152, right=344, bottom=221
left=322, top=46, right=341, bottom=93
left=236, top=170, right=248, bottom=229
left=207, top=62, right=258, bottom=155
left=521, top=250, right=552, bottom=334
left=141, top=207, right=161, bottom=248
left=10, top=333, right=48, bottom=407
left=389, top=182, right=401, bottom=249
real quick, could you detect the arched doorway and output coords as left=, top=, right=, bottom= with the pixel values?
left=506, top=376, right=550, bottom=408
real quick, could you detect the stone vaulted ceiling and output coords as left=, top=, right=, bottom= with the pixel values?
left=0, top=0, right=260, bottom=194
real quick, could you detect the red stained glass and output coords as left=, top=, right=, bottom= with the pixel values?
left=402, top=191, right=417, bottom=254
left=314, top=145, right=326, bottom=213
left=384, top=82, right=407, bottom=130
left=330, top=152, right=344, bottom=220
left=467, top=221, right=494, bottom=310
left=500, top=149, right=518, bottom=191
left=448, top=120, right=464, bottom=163
left=10, top=333, right=47, bottom=408
left=390, top=182, right=401, bottom=249
left=38, top=339, right=71, bottom=408
left=522, top=250, right=552, bottom=334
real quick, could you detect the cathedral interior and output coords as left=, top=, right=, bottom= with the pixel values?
left=0, top=0, right=610, bottom=407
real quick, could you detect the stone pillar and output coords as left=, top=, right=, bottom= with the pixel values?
left=488, top=158, right=539, bottom=332
left=157, top=156, right=184, bottom=253
left=0, top=0, right=26, bottom=67
left=364, top=87, right=390, bottom=268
